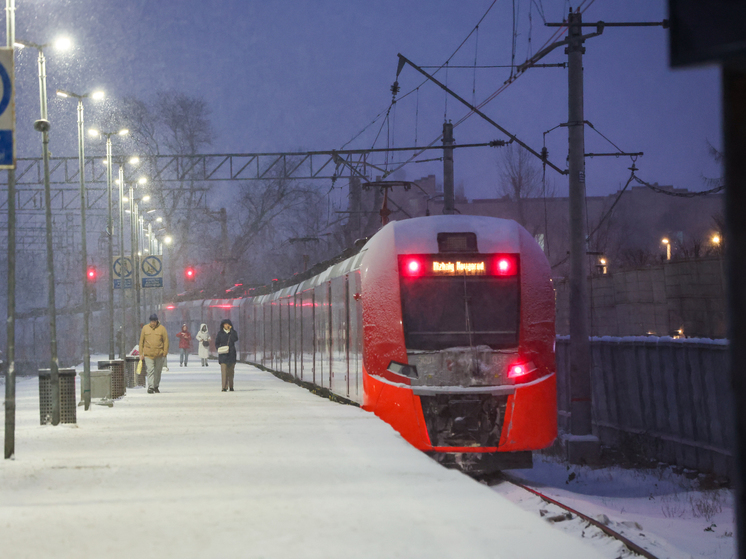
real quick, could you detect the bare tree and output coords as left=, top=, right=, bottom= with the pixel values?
left=118, top=91, right=214, bottom=294
left=496, top=143, right=542, bottom=226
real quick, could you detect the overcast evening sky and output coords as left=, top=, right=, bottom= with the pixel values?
left=11, top=0, right=721, bottom=202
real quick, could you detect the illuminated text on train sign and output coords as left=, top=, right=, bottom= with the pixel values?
left=432, top=261, right=486, bottom=275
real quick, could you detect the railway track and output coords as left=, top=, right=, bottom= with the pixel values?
left=482, top=472, right=660, bottom=559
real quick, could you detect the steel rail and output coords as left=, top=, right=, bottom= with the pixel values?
left=498, top=473, right=659, bottom=559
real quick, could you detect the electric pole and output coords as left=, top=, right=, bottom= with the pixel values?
left=564, top=10, right=598, bottom=464
left=442, top=121, right=455, bottom=214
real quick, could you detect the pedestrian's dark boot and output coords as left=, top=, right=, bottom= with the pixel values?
left=148, top=388, right=154, bottom=394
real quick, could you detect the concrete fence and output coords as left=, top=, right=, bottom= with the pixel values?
left=556, top=336, right=734, bottom=478
left=554, top=256, right=727, bottom=339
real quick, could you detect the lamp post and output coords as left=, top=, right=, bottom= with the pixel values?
left=128, top=177, right=148, bottom=340
left=15, top=36, right=71, bottom=426
left=55, top=88, right=104, bottom=411
left=88, top=127, right=128, bottom=359
left=5, top=0, right=17, bottom=459
left=662, top=237, right=671, bottom=261
left=117, top=166, right=127, bottom=358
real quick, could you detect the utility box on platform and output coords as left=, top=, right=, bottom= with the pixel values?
left=88, top=369, right=112, bottom=400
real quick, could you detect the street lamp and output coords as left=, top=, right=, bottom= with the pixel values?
left=15, top=36, right=72, bottom=426
left=88, top=127, right=129, bottom=359
left=128, top=177, right=149, bottom=343
left=662, top=237, right=671, bottom=261
left=55, top=87, right=104, bottom=410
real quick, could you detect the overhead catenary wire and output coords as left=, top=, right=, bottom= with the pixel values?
left=386, top=1, right=597, bottom=182
left=633, top=174, right=724, bottom=197
left=338, top=0, right=500, bottom=158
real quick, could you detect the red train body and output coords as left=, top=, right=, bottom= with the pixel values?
left=161, top=216, right=556, bottom=471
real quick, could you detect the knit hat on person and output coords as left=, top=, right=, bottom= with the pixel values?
left=149, top=314, right=158, bottom=321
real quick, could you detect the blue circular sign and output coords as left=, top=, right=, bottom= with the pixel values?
left=0, top=62, right=11, bottom=117
left=142, top=256, right=162, bottom=277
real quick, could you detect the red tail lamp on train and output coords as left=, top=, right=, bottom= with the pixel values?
left=495, top=255, right=517, bottom=276
left=402, top=257, right=424, bottom=277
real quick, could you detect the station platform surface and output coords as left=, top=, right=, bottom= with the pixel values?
left=1, top=358, right=605, bottom=559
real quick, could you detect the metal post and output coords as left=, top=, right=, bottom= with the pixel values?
left=37, top=48, right=60, bottom=425
left=118, top=166, right=126, bottom=358
left=4, top=0, right=16, bottom=458
left=442, top=121, right=455, bottom=215
left=135, top=204, right=141, bottom=330
left=565, top=10, right=599, bottom=464
left=130, top=187, right=139, bottom=340
left=723, top=62, right=746, bottom=559
left=77, top=97, right=91, bottom=409
left=106, top=137, right=114, bottom=359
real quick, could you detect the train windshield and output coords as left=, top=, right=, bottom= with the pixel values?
left=399, top=254, right=520, bottom=351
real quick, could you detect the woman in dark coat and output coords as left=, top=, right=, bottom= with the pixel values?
left=215, top=318, right=238, bottom=391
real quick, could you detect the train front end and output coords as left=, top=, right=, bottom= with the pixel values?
left=360, top=215, right=556, bottom=472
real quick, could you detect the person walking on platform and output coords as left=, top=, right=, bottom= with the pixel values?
left=196, top=323, right=211, bottom=367
left=139, top=314, right=169, bottom=394
left=176, top=324, right=193, bottom=366
left=215, top=318, right=238, bottom=391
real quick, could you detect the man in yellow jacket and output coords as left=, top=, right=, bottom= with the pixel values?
left=139, top=313, right=169, bottom=394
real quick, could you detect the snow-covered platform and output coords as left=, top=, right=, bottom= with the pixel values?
left=2, top=360, right=605, bottom=559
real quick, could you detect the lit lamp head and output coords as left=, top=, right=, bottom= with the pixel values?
left=53, top=36, right=72, bottom=52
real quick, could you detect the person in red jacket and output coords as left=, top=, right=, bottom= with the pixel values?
left=176, top=324, right=193, bottom=367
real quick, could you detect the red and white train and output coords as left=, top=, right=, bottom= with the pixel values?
left=161, top=215, right=557, bottom=471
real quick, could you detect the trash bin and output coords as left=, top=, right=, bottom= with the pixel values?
left=98, top=359, right=126, bottom=399
left=39, top=368, right=77, bottom=425
left=124, top=356, right=139, bottom=388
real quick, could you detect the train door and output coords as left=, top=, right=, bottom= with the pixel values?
left=261, top=299, right=269, bottom=368
left=287, top=294, right=295, bottom=378
left=349, top=271, right=363, bottom=403
left=330, top=275, right=348, bottom=397
left=301, top=288, right=314, bottom=382
left=314, top=282, right=328, bottom=388
left=293, top=292, right=299, bottom=379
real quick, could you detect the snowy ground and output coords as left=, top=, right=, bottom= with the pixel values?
left=1, top=357, right=609, bottom=559
left=493, top=455, right=736, bottom=559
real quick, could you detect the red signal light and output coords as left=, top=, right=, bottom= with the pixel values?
left=185, top=266, right=195, bottom=281
left=86, top=266, right=97, bottom=282
left=402, top=257, right=424, bottom=277
left=495, top=255, right=517, bottom=276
